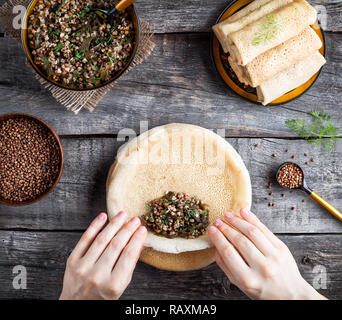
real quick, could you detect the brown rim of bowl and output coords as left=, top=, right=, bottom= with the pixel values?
left=21, top=0, right=141, bottom=91
left=0, top=113, right=64, bottom=207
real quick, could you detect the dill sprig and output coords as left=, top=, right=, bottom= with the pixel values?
left=252, top=15, right=282, bottom=46
left=285, top=111, right=340, bottom=152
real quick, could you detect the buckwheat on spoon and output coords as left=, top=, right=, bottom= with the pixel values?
left=276, top=162, right=342, bottom=222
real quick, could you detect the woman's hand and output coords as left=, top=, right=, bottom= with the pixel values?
left=60, top=212, right=147, bottom=300
left=209, top=208, right=326, bottom=300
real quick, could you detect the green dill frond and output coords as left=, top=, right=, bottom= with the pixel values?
left=252, top=14, right=282, bottom=46
left=285, top=110, right=340, bottom=152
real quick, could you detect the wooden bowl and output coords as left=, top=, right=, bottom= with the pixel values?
left=0, top=113, right=64, bottom=206
left=21, top=0, right=140, bottom=91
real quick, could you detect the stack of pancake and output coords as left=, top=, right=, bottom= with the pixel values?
left=212, top=0, right=326, bottom=105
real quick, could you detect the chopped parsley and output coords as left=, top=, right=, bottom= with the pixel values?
left=74, top=49, right=85, bottom=61
left=54, top=42, right=63, bottom=53
left=92, top=77, right=101, bottom=84
left=142, top=191, right=210, bottom=239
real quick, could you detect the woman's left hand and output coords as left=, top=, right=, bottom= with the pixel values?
left=60, top=212, right=147, bottom=300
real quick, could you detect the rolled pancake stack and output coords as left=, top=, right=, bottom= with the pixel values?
left=212, top=0, right=326, bottom=105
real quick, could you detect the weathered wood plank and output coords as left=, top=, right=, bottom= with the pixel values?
left=0, top=0, right=341, bottom=33
left=0, top=32, right=341, bottom=136
left=0, top=231, right=340, bottom=299
left=0, top=136, right=341, bottom=233
left=135, top=0, right=342, bottom=33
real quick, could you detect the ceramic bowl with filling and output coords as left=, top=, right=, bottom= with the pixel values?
left=21, top=0, right=140, bottom=91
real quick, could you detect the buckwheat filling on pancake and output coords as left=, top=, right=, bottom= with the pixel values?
left=142, top=191, right=209, bottom=239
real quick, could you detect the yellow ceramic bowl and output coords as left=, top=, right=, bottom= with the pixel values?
left=211, top=0, right=325, bottom=105
left=22, top=0, right=140, bottom=91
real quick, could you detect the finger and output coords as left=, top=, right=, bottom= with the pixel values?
left=240, top=208, right=284, bottom=248
left=111, top=226, right=147, bottom=286
left=70, top=212, right=108, bottom=260
left=95, top=216, right=142, bottom=271
left=82, top=211, right=128, bottom=264
left=214, top=219, right=265, bottom=268
left=209, top=226, right=251, bottom=279
left=215, top=250, right=233, bottom=279
left=223, top=212, right=277, bottom=257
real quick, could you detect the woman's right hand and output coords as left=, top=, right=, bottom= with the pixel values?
left=209, top=208, right=326, bottom=300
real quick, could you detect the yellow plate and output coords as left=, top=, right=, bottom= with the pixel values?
left=211, top=0, right=325, bottom=105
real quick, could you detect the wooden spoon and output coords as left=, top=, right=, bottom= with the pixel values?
left=92, top=0, right=136, bottom=22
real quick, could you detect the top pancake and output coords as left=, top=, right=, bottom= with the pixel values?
left=106, top=124, right=252, bottom=258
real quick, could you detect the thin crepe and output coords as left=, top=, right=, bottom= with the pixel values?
left=228, top=27, right=322, bottom=87
left=213, top=0, right=292, bottom=53
left=106, top=124, right=252, bottom=255
left=229, top=0, right=317, bottom=66
left=256, top=51, right=326, bottom=105
left=225, top=0, right=276, bottom=23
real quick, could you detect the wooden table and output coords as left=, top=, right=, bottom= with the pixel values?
left=0, top=0, right=341, bottom=300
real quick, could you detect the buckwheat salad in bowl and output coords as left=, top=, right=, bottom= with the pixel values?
left=26, top=0, right=136, bottom=89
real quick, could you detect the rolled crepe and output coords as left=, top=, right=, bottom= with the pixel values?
left=228, top=56, right=250, bottom=85
left=225, top=0, right=276, bottom=23
left=213, top=0, right=292, bottom=53
left=228, top=27, right=322, bottom=87
left=256, top=51, right=326, bottom=105
left=229, top=0, right=317, bottom=66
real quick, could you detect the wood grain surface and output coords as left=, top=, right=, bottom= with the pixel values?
left=0, top=231, right=341, bottom=300
left=0, top=136, right=341, bottom=233
left=1, top=0, right=341, bottom=33
left=0, top=0, right=341, bottom=300
left=0, top=32, right=341, bottom=136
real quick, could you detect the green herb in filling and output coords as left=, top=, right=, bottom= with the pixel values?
left=54, top=42, right=63, bottom=53
left=142, top=191, right=210, bottom=239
